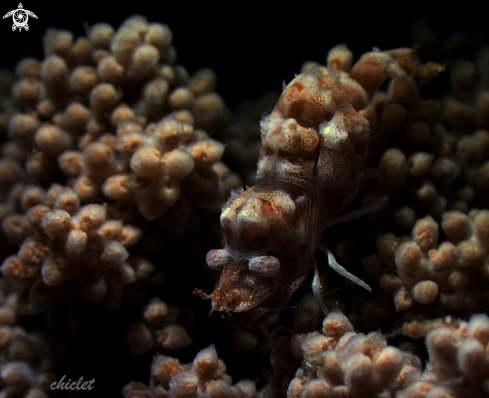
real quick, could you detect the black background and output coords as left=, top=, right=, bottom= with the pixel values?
left=1, top=2, right=487, bottom=108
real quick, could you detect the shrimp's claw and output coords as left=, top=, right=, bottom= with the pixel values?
left=316, top=242, right=372, bottom=292
left=312, top=258, right=329, bottom=316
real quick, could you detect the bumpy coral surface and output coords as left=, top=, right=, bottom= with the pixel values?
left=0, top=15, right=240, bottom=321
left=0, top=13, right=488, bottom=398
left=123, top=343, right=257, bottom=398
left=286, top=310, right=489, bottom=398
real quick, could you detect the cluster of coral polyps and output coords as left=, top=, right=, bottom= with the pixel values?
left=0, top=15, right=242, bottom=318
left=0, top=278, right=60, bottom=398
left=348, top=32, right=489, bottom=327
left=366, top=209, right=489, bottom=314
left=1, top=193, right=148, bottom=312
left=126, top=297, right=192, bottom=355
left=284, top=310, right=489, bottom=398
left=123, top=344, right=257, bottom=398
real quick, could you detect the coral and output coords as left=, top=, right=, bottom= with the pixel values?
left=122, top=344, right=256, bottom=398
left=0, top=189, right=151, bottom=329
left=0, top=13, right=240, bottom=396
left=371, top=210, right=489, bottom=314
left=126, top=297, right=192, bottom=355
left=283, top=310, right=489, bottom=398
left=0, top=12, right=488, bottom=398
left=284, top=310, right=418, bottom=398
left=0, top=14, right=244, bottom=326
left=0, top=278, right=60, bottom=398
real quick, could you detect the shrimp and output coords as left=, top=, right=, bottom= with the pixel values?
left=194, top=46, right=410, bottom=326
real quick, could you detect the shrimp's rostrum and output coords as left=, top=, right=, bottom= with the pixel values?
left=194, top=46, right=412, bottom=326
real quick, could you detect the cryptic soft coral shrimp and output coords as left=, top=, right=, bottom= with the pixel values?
left=195, top=45, right=414, bottom=326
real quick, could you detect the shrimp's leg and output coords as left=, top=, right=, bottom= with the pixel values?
left=325, top=196, right=387, bottom=228
left=312, top=258, right=329, bottom=316
left=316, top=242, right=372, bottom=292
